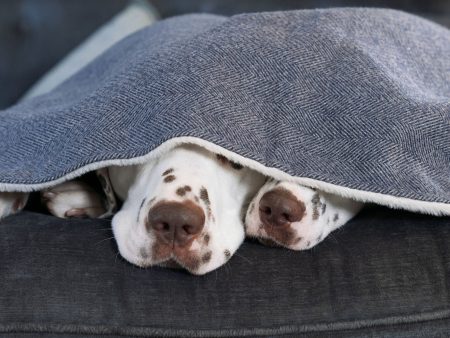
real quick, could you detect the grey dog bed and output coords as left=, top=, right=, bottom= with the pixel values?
left=0, top=8, right=449, bottom=216
left=1, top=207, right=450, bottom=337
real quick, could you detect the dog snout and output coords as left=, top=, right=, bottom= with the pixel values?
left=259, top=188, right=305, bottom=227
left=147, top=200, right=205, bottom=247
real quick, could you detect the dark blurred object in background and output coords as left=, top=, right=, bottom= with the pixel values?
left=152, top=0, right=450, bottom=26
left=0, top=0, right=127, bottom=109
left=0, top=0, right=449, bottom=109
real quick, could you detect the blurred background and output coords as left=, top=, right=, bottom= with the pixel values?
left=1, top=0, right=449, bottom=109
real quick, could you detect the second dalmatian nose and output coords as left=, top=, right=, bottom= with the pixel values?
left=259, top=188, right=305, bottom=227
left=147, top=201, right=205, bottom=247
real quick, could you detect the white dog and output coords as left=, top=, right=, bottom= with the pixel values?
left=0, top=144, right=362, bottom=274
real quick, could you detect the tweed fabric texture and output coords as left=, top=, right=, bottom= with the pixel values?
left=0, top=8, right=449, bottom=207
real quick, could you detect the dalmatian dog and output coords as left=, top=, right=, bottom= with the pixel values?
left=0, top=144, right=362, bottom=274
left=245, top=178, right=363, bottom=250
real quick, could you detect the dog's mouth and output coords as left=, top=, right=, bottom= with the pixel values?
left=258, top=237, right=283, bottom=248
left=158, top=258, right=184, bottom=270
left=137, top=252, right=203, bottom=274
left=149, top=243, right=206, bottom=273
left=155, top=255, right=206, bottom=274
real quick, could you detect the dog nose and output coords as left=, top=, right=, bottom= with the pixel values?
left=147, top=201, right=205, bottom=247
left=259, top=188, right=305, bottom=227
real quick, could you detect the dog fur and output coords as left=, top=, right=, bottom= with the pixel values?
left=0, top=144, right=361, bottom=274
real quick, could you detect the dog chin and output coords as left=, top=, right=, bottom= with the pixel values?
left=157, top=255, right=228, bottom=275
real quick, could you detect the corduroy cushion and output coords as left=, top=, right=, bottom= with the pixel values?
left=1, top=207, right=450, bottom=337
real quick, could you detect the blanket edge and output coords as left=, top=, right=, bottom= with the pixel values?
left=1, top=136, right=449, bottom=216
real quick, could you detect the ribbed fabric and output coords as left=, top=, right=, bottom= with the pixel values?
left=1, top=208, right=450, bottom=336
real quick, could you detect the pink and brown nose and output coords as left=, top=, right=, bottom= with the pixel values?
left=259, top=188, right=305, bottom=227
left=147, top=200, right=205, bottom=247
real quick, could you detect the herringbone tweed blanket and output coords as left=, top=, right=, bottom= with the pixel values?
left=0, top=8, right=449, bottom=214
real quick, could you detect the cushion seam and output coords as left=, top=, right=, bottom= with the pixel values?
left=1, top=308, right=450, bottom=337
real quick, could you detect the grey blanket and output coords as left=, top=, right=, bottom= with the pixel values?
left=0, top=8, right=449, bottom=215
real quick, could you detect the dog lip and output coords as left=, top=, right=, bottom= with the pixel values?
left=159, top=258, right=184, bottom=270
left=150, top=244, right=202, bottom=272
left=141, top=254, right=188, bottom=271
left=260, top=218, right=291, bottom=228
left=258, top=213, right=299, bottom=246
left=258, top=237, right=284, bottom=248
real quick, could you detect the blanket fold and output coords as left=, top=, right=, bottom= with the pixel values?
left=0, top=8, right=449, bottom=215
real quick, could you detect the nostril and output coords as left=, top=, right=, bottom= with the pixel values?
left=260, top=206, right=272, bottom=216
left=182, top=224, right=198, bottom=235
left=281, top=212, right=290, bottom=222
left=153, top=222, right=170, bottom=232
